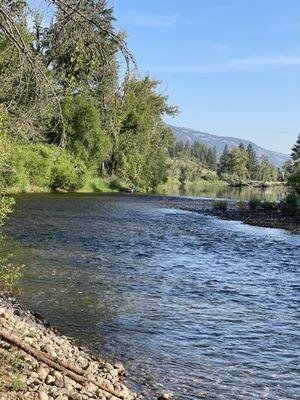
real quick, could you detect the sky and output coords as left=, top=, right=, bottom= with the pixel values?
left=112, top=0, right=300, bottom=154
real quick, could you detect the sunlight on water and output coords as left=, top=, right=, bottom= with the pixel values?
left=4, top=193, right=300, bottom=400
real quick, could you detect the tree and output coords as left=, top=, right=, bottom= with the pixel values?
left=246, top=144, right=259, bottom=180
left=0, top=0, right=136, bottom=146
left=282, top=159, right=294, bottom=178
left=291, top=133, right=300, bottom=169
left=228, top=144, right=249, bottom=181
left=108, top=76, right=177, bottom=188
left=259, top=155, right=277, bottom=181
left=218, top=145, right=231, bottom=175
left=207, top=147, right=218, bottom=171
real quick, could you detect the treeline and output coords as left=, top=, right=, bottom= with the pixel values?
left=168, top=141, right=218, bottom=184
left=218, top=143, right=279, bottom=182
left=0, top=1, right=177, bottom=193
left=0, top=1, right=298, bottom=195
left=168, top=140, right=282, bottom=185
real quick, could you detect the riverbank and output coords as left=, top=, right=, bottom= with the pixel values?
left=0, top=292, right=143, bottom=400
left=161, top=197, right=300, bottom=233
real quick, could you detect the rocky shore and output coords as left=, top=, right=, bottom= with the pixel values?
left=0, top=293, right=143, bottom=400
left=161, top=197, right=300, bottom=233
left=209, top=208, right=300, bottom=233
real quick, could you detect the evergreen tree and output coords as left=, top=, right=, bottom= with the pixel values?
left=207, top=147, right=218, bottom=171
left=246, top=144, right=259, bottom=180
left=259, top=155, right=277, bottom=181
left=291, top=133, right=300, bottom=169
left=218, top=145, right=231, bottom=175
left=282, top=159, right=294, bottom=178
left=230, top=144, right=249, bottom=181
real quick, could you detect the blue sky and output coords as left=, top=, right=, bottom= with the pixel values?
left=112, top=0, right=300, bottom=154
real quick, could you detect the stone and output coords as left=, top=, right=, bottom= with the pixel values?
left=39, top=391, right=49, bottom=400
left=110, top=369, right=119, bottom=378
left=114, top=362, right=125, bottom=371
left=55, top=377, right=65, bottom=388
left=104, top=362, right=114, bottom=372
left=85, top=382, right=97, bottom=393
left=158, top=393, right=172, bottom=400
left=69, top=395, right=83, bottom=400
left=45, top=374, right=56, bottom=385
left=37, top=366, right=49, bottom=381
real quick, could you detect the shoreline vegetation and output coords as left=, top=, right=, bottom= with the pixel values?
left=161, top=197, right=300, bottom=233
left=4, top=178, right=286, bottom=196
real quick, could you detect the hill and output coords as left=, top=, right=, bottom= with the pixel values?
left=169, top=125, right=289, bottom=167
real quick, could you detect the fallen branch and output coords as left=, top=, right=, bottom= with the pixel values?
left=0, top=328, right=124, bottom=399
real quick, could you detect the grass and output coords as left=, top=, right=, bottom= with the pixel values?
left=4, top=178, right=127, bottom=195
left=78, top=177, right=126, bottom=193
left=0, top=351, right=26, bottom=393
left=4, top=375, right=26, bottom=392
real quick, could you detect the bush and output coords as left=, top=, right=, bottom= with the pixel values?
left=50, top=150, right=87, bottom=191
left=287, top=170, right=300, bottom=196
left=281, top=194, right=299, bottom=216
left=261, top=201, right=278, bottom=211
left=212, top=200, right=227, bottom=211
left=236, top=201, right=248, bottom=211
left=249, top=199, right=261, bottom=211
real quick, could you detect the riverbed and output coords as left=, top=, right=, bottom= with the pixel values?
left=3, top=193, right=300, bottom=399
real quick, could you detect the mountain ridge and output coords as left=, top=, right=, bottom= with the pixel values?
left=169, top=125, right=289, bottom=167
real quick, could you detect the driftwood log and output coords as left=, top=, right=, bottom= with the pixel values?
left=0, top=328, right=124, bottom=399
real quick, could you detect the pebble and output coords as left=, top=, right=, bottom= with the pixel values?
left=0, top=293, right=142, bottom=400
left=39, top=391, right=49, bottom=400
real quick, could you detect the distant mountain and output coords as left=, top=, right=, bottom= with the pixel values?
left=169, top=125, right=289, bottom=167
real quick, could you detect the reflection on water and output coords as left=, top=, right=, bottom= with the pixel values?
left=3, top=193, right=300, bottom=400
left=160, top=183, right=286, bottom=201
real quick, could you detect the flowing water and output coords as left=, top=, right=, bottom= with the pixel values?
left=3, top=193, right=300, bottom=399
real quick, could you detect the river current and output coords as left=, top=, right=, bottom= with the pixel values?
left=3, top=193, right=300, bottom=399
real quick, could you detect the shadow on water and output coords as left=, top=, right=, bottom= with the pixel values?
left=3, top=192, right=300, bottom=400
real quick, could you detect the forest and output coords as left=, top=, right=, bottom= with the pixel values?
left=0, top=1, right=299, bottom=196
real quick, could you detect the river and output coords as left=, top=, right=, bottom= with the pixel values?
left=3, top=192, right=300, bottom=399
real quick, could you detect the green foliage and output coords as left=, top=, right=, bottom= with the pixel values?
left=218, top=143, right=279, bottom=183
left=110, top=76, right=177, bottom=189
left=4, top=374, right=26, bottom=392
left=50, top=150, right=87, bottom=191
left=57, top=95, right=111, bottom=166
left=249, top=199, right=261, bottom=211
left=169, top=140, right=218, bottom=185
left=80, top=177, right=124, bottom=193
left=236, top=201, right=248, bottom=211
left=261, top=201, right=278, bottom=211
left=212, top=200, right=228, bottom=211
left=282, top=159, right=294, bottom=178
left=259, top=155, right=278, bottom=181
left=246, top=144, right=260, bottom=180
left=291, top=133, right=300, bottom=169
left=287, top=170, right=300, bottom=196
left=282, top=194, right=299, bottom=216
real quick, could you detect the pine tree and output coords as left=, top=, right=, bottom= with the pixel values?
left=246, top=144, right=259, bottom=180
left=291, top=133, right=300, bottom=168
left=218, top=145, right=231, bottom=174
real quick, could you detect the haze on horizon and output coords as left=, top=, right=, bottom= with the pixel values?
left=113, top=0, right=300, bottom=155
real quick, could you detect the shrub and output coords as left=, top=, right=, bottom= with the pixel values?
left=236, top=201, right=248, bottom=211
left=50, top=150, right=87, bottom=191
left=249, top=199, right=261, bottom=211
left=212, top=200, right=227, bottom=211
left=287, top=171, right=300, bottom=196
left=281, top=194, right=299, bottom=216
left=261, top=201, right=278, bottom=211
